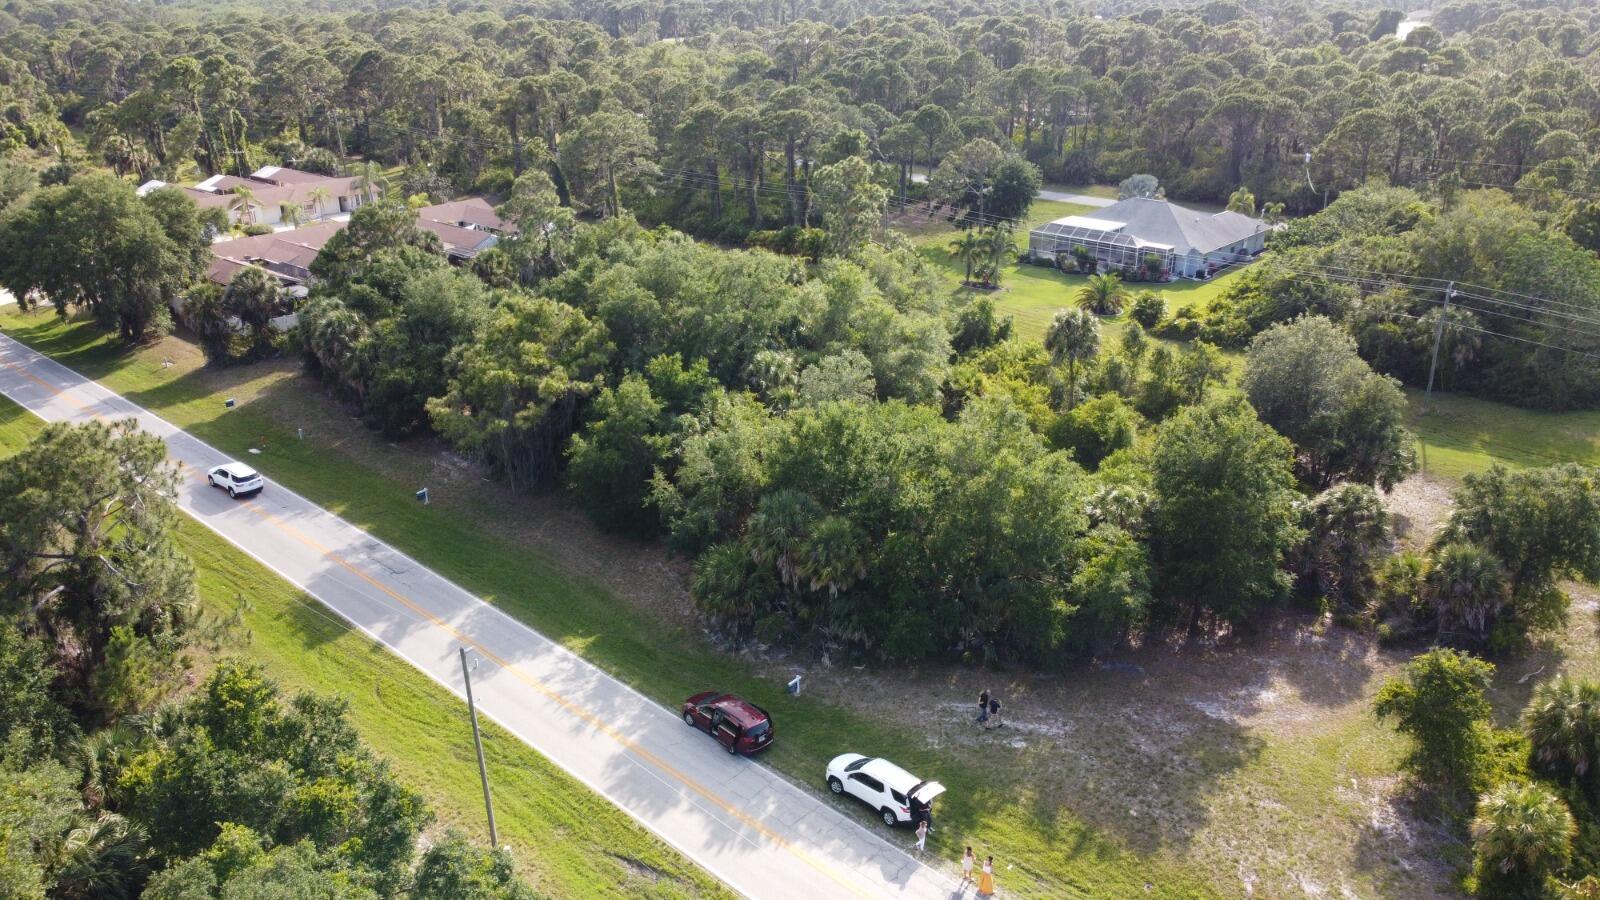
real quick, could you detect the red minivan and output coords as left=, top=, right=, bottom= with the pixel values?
left=681, top=692, right=774, bottom=755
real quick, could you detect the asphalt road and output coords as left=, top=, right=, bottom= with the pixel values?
left=908, top=171, right=1115, bottom=208
left=0, top=332, right=962, bottom=900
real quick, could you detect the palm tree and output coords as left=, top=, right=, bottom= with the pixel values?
left=305, top=185, right=333, bottom=219
left=983, top=223, right=1015, bottom=287
left=228, top=185, right=256, bottom=226
left=799, top=516, right=867, bottom=598
left=279, top=202, right=303, bottom=228
left=1424, top=541, right=1510, bottom=645
left=1077, top=273, right=1129, bottom=316
left=1524, top=676, right=1600, bottom=799
left=352, top=161, right=386, bottom=205
left=48, top=812, right=149, bottom=900
left=948, top=231, right=981, bottom=284
left=1044, top=308, right=1101, bottom=409
left=745, top=489, right=821, bottom=591
left=1470, top=781, right=1575, bottom=886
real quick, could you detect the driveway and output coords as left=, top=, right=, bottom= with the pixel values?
left=0, top=333, right=960, bottom=900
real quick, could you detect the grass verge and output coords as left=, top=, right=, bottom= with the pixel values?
left=0, top=394, right=725, bottom=898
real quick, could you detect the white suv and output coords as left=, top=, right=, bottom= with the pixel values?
left=207, top=462, right=264, bottom=498
left=825, top=753, right=945, bottom=828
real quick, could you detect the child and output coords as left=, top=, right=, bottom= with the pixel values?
left=989, top=696, right=1002, bottom=729
left=977, top=688, right=990, bottom=725
left=960, top=847, right=975, bottom=885
left=913, top=819, right=928, bottom=854
left=977, top=856, right=995, bottom=897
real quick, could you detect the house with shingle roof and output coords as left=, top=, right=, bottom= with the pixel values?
left=414, top=197, right=516, bottom=260
left=1027, top=197, right=1267, bottom=280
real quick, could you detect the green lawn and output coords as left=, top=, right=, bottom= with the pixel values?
left=0, top=307, right=1217, bottom=896
left=1409, top=388, right=1600, bottom=479
left=0, top=395, right=726, bottom=898
left=911, top=198, right=1250, bottom=343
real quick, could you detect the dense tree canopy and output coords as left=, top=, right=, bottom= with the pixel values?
left=0, top=176, right=215, bottom=340
left=0, top=420, right=195, bottom=725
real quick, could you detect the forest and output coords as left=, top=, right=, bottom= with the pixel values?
left=3, top=0, right=1600, bottom=896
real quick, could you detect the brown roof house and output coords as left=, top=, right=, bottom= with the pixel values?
left=414, top=197, right=515, bottom=260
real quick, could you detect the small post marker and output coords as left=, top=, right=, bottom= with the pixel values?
left=416, top=487, right=429, bottom=505
left=224, top=398, right=236, bottom=408
left=787, top=675, right=802, bottom=696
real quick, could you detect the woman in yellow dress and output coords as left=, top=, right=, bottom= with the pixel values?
left=977, top=855, right=995, bottom=896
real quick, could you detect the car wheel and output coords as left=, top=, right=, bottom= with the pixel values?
left=228, top=486, right=236, bottom=498
left=881, top=808, right=898, bottom=828
left=683, top=712, right=695, bottom=727
left=726, top=742, right=738, bottom=755
left=827, top=777, right=844, bottom=795
left=208, top=475, right=216, bottom=487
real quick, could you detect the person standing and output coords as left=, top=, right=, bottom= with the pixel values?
left=913, top=819, right=928, bottom=855
left=978, top=688, right=990, bottom=725
left=959, top=846, right=975, bottom=886
left=977, top=855, right=996, bottom=897
left=989, top=695, right=1002, bottom=729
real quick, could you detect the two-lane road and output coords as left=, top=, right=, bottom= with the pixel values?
left=0, top=332, right=959, bottom=900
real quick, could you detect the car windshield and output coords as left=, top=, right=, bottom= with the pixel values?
left=845, top=757, right=871, bottom=773
left=746, top=722, right=769, bottom=738
left=230, top=467, right=258, bottom=479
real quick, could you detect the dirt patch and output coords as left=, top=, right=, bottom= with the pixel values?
left=1384, top=474, right=1455, bottom=549
left=608, top=852, right=666, bottom=885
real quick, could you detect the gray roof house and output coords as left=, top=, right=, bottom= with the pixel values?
left=1028, top=197, right=1267, bottom=280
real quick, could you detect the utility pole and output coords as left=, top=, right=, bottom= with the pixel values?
left=1419, top=280, right=1457, bottom=474
left=459, top=647, right=498, bottom=847
left=1424, top=281, right=1456, bottom=405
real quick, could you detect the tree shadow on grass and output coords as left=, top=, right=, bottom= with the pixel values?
left=1, top=309, right=139, bottom=378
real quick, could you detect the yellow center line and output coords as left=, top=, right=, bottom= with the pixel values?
left=234, top=496, right=879, bottom=899
left=0, top=343, right=885, bottom=900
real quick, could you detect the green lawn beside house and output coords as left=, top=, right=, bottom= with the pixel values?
left=911, top=197, right=1250, bottom=343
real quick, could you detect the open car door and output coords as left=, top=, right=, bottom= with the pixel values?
left=908, top=781, right=946, bottom=806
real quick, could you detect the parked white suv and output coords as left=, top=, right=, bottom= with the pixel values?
left=207, top=462, right=264, bottom=498
left=825, top=753, right=945, bottom=827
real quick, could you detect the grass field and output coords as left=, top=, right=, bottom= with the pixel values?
left=1408, top=389, right=1600, bottom=479
left=0, top=394, right=726, bottom=898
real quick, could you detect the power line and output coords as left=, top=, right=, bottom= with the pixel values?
left=1274, top=271, right=1600, bottom=364
left=1286, top=261, right=1600, bottom=332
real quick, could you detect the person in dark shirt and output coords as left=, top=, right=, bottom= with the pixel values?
left=977, top=688, right=990, bottom=725
left=988, top=696, right=1002, bottom=728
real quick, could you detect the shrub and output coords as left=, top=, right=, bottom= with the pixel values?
left=1374, top=648, right=1496, bottom=795
left=1050, top=393, right=1139, bottom=469
left=1129, top=291, right=1167, bottom=329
